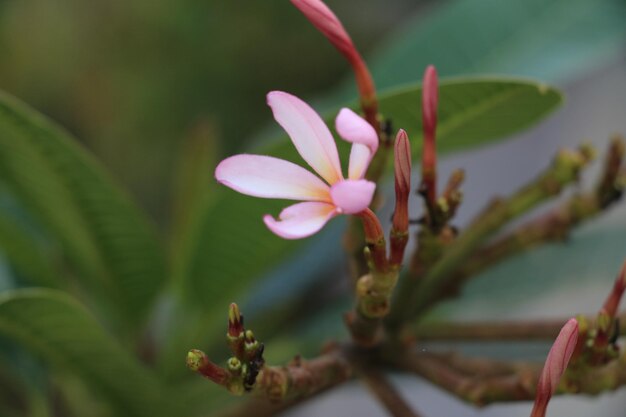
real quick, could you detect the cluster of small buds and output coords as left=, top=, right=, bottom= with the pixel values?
left=187, top=303, right=265, bottom=395
left=227, top=304, right=265, bottom=392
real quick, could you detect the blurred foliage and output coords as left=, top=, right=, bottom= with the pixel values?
left=0, top=0, right=623, bottom=415
left=0, top=0, right=418, bottom=219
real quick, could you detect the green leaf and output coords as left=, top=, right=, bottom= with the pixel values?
left=371, top=0, right=626, bottom=87
left=167, top=78, right=562, bottom=367
left=0, top=90, right=166, bottom=328
left=0, top=210, right=59, bottom=288
left=379, top=77, right=562, bottom=156
left=169, top=119, right=219, bottom=281
left=0, top=289, right=177, bottom=417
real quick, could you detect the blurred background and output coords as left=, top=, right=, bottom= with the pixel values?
left=0, top=0, right=417, bottom=224
left=0, top=0, right=625, bottom=416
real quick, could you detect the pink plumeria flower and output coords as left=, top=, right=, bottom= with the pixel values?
left=530, top=318, right=579, bottom=417
left=215, top=91, right=378, bottom=239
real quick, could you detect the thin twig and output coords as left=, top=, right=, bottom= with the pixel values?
left=420, top=138, right=625, bottom=317
left=388, top=146, right=594, bottom=329
left=393, top=349, right=626, bottom=406
left=217, top=348, right=353, bottom=417
left=408, top=312, right=626, bottom=342
left=361, top=370, right=423, bottom=417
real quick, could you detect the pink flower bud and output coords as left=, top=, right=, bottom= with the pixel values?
left=421, top=65, right=439, bottom=205
left=291, top=0, right=354, bottom=58
left=530, top=318, right=579, bottom=417
left=393, top=129, right=412, bottom=214
left=390, top=130, right=411, bottom=266
left=291, top=0, right=378, bottom=129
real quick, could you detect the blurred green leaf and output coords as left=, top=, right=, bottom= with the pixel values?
left=370, top=0, right=626, bottom=88
left=169, top=119, right=219, bottom=280
left=0, top=206, right=59, bottom=288
left=167, top=78, right=561, bottom=368
left=0, top=289, right=176, bottom=417
left=0, top=90, right=166, bottom=329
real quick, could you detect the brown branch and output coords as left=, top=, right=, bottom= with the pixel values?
left=361, top=370, right=423, bottom=417
left=393, top=349, right=626, bottom=407
left=397, top=351, right=538, bottom=406
left=451, top=191, right=623, bottom=290
left=432, top=138, right=625, bottom=312
left=388, top=145, right=595, bottom=329
left=253, top=351, right=352, bottom=401
left=217, top=348, right=352, bottom=417
left=408, top=312, right=626, bottom=342
left=217, top=378, right=345, bottom=417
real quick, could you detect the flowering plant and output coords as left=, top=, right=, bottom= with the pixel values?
left=0, top=1, right=623, bottom=417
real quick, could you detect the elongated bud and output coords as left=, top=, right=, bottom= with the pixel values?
left=228, top=302, right=244, bottom=338
left=601, top=261, right=626, bottom=318
left=291, top=0, right=378, bottom=129
left=393, top=129, right=411, bottom=228
left=390, top=130, right=411, bottom=266
left=187, top=349, right=229, bottom=385
left=530, top=318, right=578, bottom=417
left=227, top=303, right=246, bottom=359
left=421, top=65, right=438, bottom=205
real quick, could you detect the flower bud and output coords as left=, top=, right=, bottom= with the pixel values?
left=393, top=129, right=411, bottom=230
left=421, top=65, right=439, bottom=205
left=390, top=129, right=411, bottom=266
left=186, top=349, right=228, bottom=385
left=530, top=318, right=578, bottom=417
left=227, top=303, right=246, bottom=359
left=291, top=0, right=378, bottom=128
left=291, top=0, right=353, bottom=57
left=228, top=302, right=244, bottom=338
left=227, top=357, right=243, bottom=376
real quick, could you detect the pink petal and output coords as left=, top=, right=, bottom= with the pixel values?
left=263, top=202, right=338, bottom=239
left=330, top=179, right=375, bottom=214
left=267, top=91, right=343, bottom=184
left=347, top=144, right=371, bottom=180
left=215, top=154, right=330, bottom=201
left=335, top=108, right=378, bottom=179
left=335, top=108, right=378, bottom=150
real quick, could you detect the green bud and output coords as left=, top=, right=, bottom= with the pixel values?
left=228, top=357, right=242, bottom=375
left=186, top=349, right=204, bottom=371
